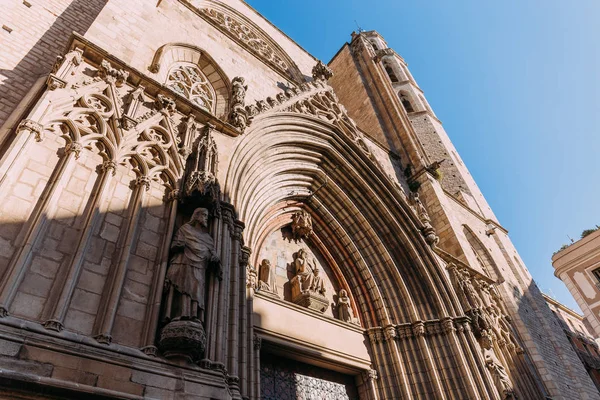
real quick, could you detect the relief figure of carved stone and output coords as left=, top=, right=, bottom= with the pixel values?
left=257, top=259, right=279, bottom=297
left=336, top=289, right=353, bottom=323
left=289, top=248, right=328, bottom=313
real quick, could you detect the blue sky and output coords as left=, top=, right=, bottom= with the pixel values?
left=247, top=0, right=600, bottom=311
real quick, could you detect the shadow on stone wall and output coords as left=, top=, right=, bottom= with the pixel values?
left=0, top=0, right=108, bottom=138
left=517, top=280, right=600, bottom=397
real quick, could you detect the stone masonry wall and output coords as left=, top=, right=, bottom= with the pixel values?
left=0, top=0, right=318, bottom=144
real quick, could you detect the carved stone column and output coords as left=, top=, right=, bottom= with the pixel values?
left=93, top=175, right=150, bottom=344
left=42, top=160, right=116, bottom=331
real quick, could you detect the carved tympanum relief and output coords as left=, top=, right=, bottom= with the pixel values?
left=257, top=225, right=359, bottom=324
left=289, top=248, right=328, bottom=312
left=257, top=259, right=278, bottom=297
left=335, top=289, right=357, bottom=324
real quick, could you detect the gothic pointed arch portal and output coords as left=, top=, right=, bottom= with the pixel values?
left=223, top=109, right=517, bottom=399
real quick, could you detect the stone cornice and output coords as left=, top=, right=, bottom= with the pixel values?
left=254, top=291, right=364, bottom=334
left=64, top=33, right=240, bottom=137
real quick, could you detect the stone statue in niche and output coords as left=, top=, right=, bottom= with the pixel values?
left=159, top=207, right=220, bottom=361
left=257, top=259, right=279, bottom=297
left=289, top=248, right=328, bottom=313
left=336, top=289, right=354, bottom=323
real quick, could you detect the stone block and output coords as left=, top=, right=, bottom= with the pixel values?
left=122, top=279, right=150, bottom=304
left=63, top=309, right=95, bottom=335
left=71, top=288, right=101, bottom=314
left=0, top=356, right=53, bottom=377
left=52, top=366, right=98, bottom=386
left=144, top=386, right=176, bottom=400
left=77, top=269, right=106, bottom=294
left=0, top=339, right=21, bottom=357
left=31, top=256, right=60, bottom=279
left=97, top=376, right=144, bottom=396
left=131, top=370, right=177, bottom=390
left=135, top=241, right=158, bottom=261
left=10, top=291, right=45, bottom=319
left=21, top=345, right=80, bottom=370
left=19, top=271, right=53, bottom=297
left=117, top=298, right=146, bottom=320
left=100, top=222, right=120, bottom=243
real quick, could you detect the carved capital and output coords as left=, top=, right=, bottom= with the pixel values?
left=383, top=325, right=397, bottom=341
left=412, top=321, right=426, bottom=337
left=46, top=75, right=67, bottom=91
left=441, top=317, right=456, bottom=334
left=17, top=119, right=44, bottom=142
left=366, top=328, right=384, bottom=344
left=141, top=346, right=158, bottom=357
left=167, top=189, right=181, bottom=202
left=65, top=142, right=83, bottom=159
left=121, top=115, right=137, bottom=131
left=132, top=175, right=151, bottom=191
left=99, top=160, right=117, bottom=175
left=374, top=48, right=395, bottom=62
left=95, top=334, right=112, bottom=345
left=43, top=319, right=64, bottom=332
left=363, top=368, right=378, bottom=382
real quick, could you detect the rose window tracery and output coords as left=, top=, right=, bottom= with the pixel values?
left=165, top=64, right=215, bottom=112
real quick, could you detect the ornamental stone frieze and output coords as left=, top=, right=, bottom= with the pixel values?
left=180, top=1, right=302, bottom=82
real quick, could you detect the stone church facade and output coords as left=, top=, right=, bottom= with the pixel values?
left=0, top=1, right=597, bottom=399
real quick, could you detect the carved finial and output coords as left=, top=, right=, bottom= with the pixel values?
left=156, top=94, right=176, bottom=115
left=98, top=59, right=129, bottom=87
left=312, top=60, right=333, bottom=81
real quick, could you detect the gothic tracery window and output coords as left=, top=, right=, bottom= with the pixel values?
left=166, top=63, right=215, bottom=112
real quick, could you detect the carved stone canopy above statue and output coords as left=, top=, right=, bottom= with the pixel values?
left=181, top=122, right=220, bottom=213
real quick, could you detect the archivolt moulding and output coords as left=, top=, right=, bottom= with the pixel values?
left=179, top=0, right=303, bottom=83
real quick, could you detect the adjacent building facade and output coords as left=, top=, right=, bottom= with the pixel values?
left=0, top=1, right=598, bottom=399
left=553, top=229, right=600, bottom=341
left=544, top=294, right=600, bottom=391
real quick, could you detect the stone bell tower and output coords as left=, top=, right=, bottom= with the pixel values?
left=329, top=29, right=600, bottom=399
